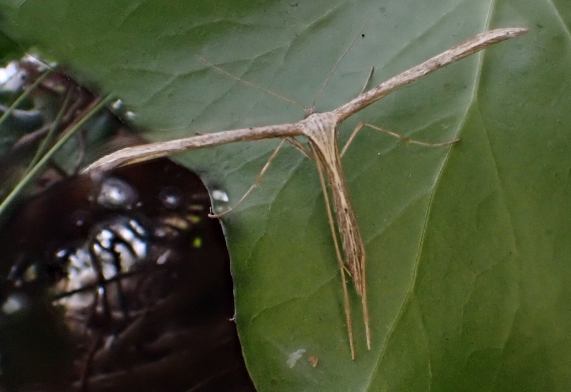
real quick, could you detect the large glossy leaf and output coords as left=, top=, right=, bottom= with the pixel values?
left=1, top=0, right=570, bottom=390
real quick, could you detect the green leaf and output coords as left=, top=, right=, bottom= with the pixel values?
left=1, top=0, right=570, bottom=390
left=0, top=29, right=21, bottom=63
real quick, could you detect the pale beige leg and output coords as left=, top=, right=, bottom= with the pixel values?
left=360, top=265, right=371, bottom=351
left=285, top=137, right=312, bottom=159
left=341, top=122, right=461, bottom=157
left=209, top=139, right=286, bottom=218
left=314, top=153, right=356, bottom=360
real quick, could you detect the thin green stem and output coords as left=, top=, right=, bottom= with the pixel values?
left=0, top=69, right=51, bottom=128
left=27, top=88, right=73, bottom=169
left=0, top=95, right=112, bottom=217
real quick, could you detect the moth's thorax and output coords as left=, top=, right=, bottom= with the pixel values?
left=299, top=111, right=340, bottom=151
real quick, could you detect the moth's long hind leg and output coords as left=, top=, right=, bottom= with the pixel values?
left=361, top=263, right=371, bottom=351
left=341, top=122, right=461, bottom=157
left=209, top=139, right=287, bottom=218
left=314, top=154, right=356, bottom=360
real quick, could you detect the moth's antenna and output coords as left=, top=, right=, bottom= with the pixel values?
left=198, top=56, right=306, bottom=110
left=311, top=17, right=372, bottom=108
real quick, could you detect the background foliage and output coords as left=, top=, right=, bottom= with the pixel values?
left=0, top=0, right=570, bottom=390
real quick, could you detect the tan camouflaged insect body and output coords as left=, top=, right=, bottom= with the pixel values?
left=86, top=28, right=528, bottom=359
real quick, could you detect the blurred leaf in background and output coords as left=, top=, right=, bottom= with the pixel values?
left=0, top=30, right=20, bottom=64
